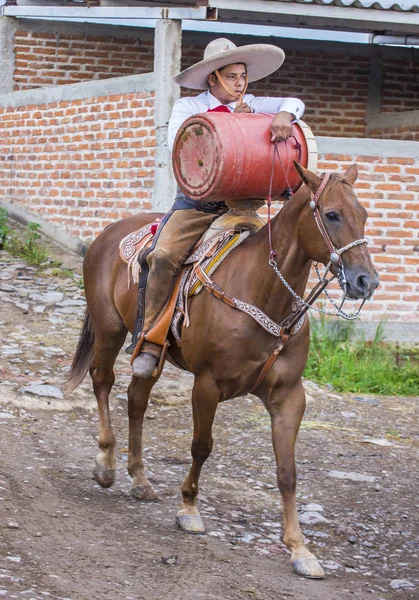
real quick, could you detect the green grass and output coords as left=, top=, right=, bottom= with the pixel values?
left=0, top=209, right=84, bottom=287
left=304, top=316, right=419, bottom=396
left=47, top=265, right=84, bottom=289
left=0, top=209, right=47, bottom=266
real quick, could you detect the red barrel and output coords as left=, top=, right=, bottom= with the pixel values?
left=172, top=113, right=316, bottom=203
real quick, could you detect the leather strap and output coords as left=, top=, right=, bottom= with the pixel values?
left=249, top=332, right=289, bottom=393
left=309, top=173, right=341, bottom=264
left=195, top=266, right=236, bottom=308
left=173, top=190, right=227, bottom=214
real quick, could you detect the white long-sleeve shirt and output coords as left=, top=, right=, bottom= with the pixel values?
left=168, top=90, right=305, bottom=151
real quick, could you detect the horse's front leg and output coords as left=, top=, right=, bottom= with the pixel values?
left=176, top=373, right=220, bottom=534
left=267, top=381, right=324, bottom=579
left=127, top=376, right=159, bottom=501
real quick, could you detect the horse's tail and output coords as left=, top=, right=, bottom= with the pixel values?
left=65, top=309, right=95, bottom=394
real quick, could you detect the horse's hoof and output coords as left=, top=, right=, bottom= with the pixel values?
left=130, top=485, right=160, bottom=502
left=93, top=461, right=115, bottom=488
left=176, top=512, right=206, bottom=534
left=291, top=558, right=325, bottom=579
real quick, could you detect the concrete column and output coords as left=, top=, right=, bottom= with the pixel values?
left=367, top=47, right=382, bottom=117
left=153, top=19, right=182, bottom=212
left=0, top=17, right=17, bottom=94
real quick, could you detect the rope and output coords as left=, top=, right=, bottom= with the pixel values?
left=214, top=69, right=249, bottom=106
left=266, top=143, right=278, bottom=261
left=266, top=139, right=298, bottom=260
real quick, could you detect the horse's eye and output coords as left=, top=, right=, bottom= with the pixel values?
left=325, top=211, right=340, bottom=222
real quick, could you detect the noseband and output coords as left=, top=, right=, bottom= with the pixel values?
left=268, top=172, right=369, bottom=320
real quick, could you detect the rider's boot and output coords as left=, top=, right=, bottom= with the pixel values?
left=131, top=341, right=161, bottom=378
left=130, top=246, right=178, bottom=379
left=131, top=278, right=182, bottom=378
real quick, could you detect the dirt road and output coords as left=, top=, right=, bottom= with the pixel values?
left=0, top=247, right=418, bottom=600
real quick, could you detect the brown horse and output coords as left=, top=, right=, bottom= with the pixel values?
left=67, top=163, right=378, bottom=579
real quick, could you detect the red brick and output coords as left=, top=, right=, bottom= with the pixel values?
left=355, top=156, right=382, bottom=163
left=387, top=157, right=415, bottom=165
left=374, top=165, right=401, bottom=173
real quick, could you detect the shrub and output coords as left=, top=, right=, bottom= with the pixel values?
left=304, top=316, right=419, bottom=396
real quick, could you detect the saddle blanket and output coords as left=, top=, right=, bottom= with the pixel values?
left=119, top=221, right=250, bottom=340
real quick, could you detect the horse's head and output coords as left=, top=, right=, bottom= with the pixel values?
left=294, top=162, right=379, bottom=300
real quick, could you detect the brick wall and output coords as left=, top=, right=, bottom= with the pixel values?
left=13, top=30, right=154, bottom=90
left=0, top=91, right=155, bottom=240
left=381, top=57, right=419, bottom=113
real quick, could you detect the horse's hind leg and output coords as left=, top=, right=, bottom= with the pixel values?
left=90, top=328, right=127, bottom=488
left=127, top=376, right=159, bottom=501
left=176, top=373, right=220, bottom=534
left=267, top=382, right=324, bottom=579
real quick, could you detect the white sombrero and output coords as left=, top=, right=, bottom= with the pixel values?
left=174, top=38, right=285, bottom=90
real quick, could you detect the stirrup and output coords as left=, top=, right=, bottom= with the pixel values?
left=152, top=340, right=170, bottom=379
left=130, top=332, right=147, bottom=362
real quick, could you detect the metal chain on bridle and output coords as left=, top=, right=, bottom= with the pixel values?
left=266, top=141, right=368, bottom=320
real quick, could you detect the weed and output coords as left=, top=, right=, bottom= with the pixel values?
left=6, top=223, right=48, bottom=265
left=0, top=208, right=10, bottom=247
left=304, top=315, right=419, bottom=396
left=386, top=428, right=400, bottom=437
left=48, top=266, right=84, bottom=289
left=0, top=211, right=48, bottom=266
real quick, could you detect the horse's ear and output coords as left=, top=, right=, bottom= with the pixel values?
left=293, top=161, right=322, bottom=192
left=343, top=164, right=358, bottom=185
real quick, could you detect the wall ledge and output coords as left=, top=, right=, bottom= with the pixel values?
left=317, top=136, right=419, bottom=159
left=0, top=71, right=156, bottom=108
left=366, top=109, right=419, bottom=132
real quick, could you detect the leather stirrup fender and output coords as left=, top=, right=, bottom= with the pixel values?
left=145, top=272, right=184, bottom=347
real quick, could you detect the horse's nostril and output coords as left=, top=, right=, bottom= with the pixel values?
left=353, top=272, right=379, bottom=297
left=357, top=274, right=369, bottom=291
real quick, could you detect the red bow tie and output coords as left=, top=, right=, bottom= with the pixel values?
left=207, top=105, right=231, bottom=113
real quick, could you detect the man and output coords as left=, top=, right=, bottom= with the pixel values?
left=130, top=38, right=305, bottom=378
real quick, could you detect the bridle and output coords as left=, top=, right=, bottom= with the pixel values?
left=267, top=166, right=369, bottom=320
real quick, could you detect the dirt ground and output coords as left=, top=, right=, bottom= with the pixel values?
left=0, top=242, right=418, bottom=600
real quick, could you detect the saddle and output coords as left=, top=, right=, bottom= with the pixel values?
left=119, top=205, right=266, bottom=344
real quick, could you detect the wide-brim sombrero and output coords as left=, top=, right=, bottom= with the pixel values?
left=174, top=38, right=285, bottom=90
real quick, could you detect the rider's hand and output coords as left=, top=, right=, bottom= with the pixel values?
left=234, top=102, right=253, bottom=114
left=270, top=111, right=294, bottom=142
